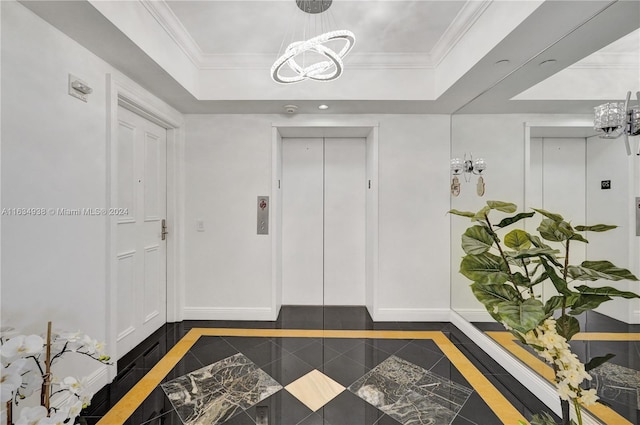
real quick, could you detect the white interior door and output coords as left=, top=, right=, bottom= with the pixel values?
left=282, top=137, right=366, bottom=305
left=531, top=137, right=586, bottom=301
left=116, top=106, right=167, bottom=358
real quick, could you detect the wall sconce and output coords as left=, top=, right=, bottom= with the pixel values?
left=68, top=74, right=93, bottom=103
left=594, top=91, right=640, bottom=155
left=451, top=154, right=486, bottom=197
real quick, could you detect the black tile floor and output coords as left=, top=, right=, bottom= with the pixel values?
left=475, top=310, right=640, bottom=424
left=82, top=307, right=559, bottom=425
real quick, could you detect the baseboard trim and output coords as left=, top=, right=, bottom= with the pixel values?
left=453, top=308, right=493, bottom=322
left=451, top=311, right=561, bottom=414
left=183, top=307, right=277, bottom=321
left=450, top=311, right=602, bottom=425
left=373, top=307, right=451, bottom=322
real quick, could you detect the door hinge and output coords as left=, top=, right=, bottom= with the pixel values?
left=161, top=219, right=168, bottom=241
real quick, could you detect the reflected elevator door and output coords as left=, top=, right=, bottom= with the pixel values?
left=281, top=137, right=366, bottom=306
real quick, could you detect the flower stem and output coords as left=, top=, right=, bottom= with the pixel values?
left=41, top=321, right=52, bottom=415
left=485, top=214, right=523, bottom=299
left=6, top=401, right=12, bottom=425
left=573, top=398, right=583, bottom=425
left=562, top=240, right=570, bottom=317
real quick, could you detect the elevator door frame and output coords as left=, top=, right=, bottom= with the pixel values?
left=271, top=123, right=379, bottom=320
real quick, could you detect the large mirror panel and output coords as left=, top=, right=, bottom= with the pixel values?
left=450, top=3, right=640, bottom=423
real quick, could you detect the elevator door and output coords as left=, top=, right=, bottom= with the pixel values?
left=282, top=137, right=366, bottom=305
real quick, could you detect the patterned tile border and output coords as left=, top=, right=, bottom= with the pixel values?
left=97, top=329, right=528, bottom=425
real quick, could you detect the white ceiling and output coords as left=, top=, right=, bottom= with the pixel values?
left=165, top=0, right=466, bottom=55
left=19, top=0, right=640, bottom=114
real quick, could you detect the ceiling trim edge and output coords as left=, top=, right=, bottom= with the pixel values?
left=430, top=0, right=492, bottom=67
left=140, top=0, right=488, bottom=71
left=140, top=0, right=204, bottom=66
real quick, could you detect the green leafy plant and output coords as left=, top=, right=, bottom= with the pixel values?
left=450, top=201, right=639, bottom=425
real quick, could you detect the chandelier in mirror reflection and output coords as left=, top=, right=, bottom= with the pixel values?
left=594, top=91, right=640, bottom=155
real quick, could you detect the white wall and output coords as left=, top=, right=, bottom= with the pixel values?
left=450, top=114, right=640, bottom=324
left=184, top=114, right=451, bottom=321
left=1, top=0, right=112, bottom=385
left=1, top=1, right=183, bottom=391
left=585, top=136, right=638, bottom=323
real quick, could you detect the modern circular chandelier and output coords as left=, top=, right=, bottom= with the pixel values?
left=271, top=0, right=355, bottom=84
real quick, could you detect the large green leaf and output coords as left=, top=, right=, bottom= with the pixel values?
left=449, top=209, right=475, bottom=218
left=461, top=226, right=494, bottom=255
left=569, top=295, right=611, bottom=315
left=511, top=272, right=531, bottom=287
left=528, top=235, right=563, bottom=267
left=567, top=261, right=639, bottom=281
left=531, top=271, right=549, bottom=286
left=460, top=253, right=510, bottom=284
left=532, top=208, right=564, bottom=222
left=538, top=218, right=574, bottom=242
left=529, top=412, right=565, bottom=425
left=496, top=212, right=535, bottom=228
left=471, top=283, right=521, bottom=319
left=540, top=258, right=571, bottom=295
left=574, top=285, right=640, bottom=299
left=528, top=235, right=550, bottom=249
left=497, top=298, right=546, bottom=333
left=575, top=224, right=618, bottom=232
left=570, top=233, right=589, bottom=243
left=486, top=201, right=517, bottom=213
left=504, top=229, right=531, bottom=250
left=506, top=255, right=531, bottom=267
left=556, top=315, right=580, bottom=340
left=505, top=247, right=560, bottom=260
left=585, top=353, right=615, bottom=372
left=472, top=206, right=491, bottom=222
left=544, top=296, right=564, bottom=315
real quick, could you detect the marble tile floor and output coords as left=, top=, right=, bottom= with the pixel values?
left=82, top=307, right=559, bottom=425
left=161, top=352, right=474, bottom=425
left=161, top=353, right=283, bottom=425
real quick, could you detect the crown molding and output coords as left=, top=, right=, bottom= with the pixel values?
left=139, top=0, right=204, bottom=66
left=430, top=0, right=492, bottom=67
left=140, top=0, right=479, bottom=71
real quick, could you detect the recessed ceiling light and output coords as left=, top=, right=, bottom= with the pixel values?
left=539, top=59, right=557, bottom=67
left=495, top=59, right=510, bottom=65
left=283, top=104, right=298, bottom=114
left=318, top=104, right=329, bottom=110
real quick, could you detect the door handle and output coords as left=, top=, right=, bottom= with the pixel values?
left=161, top=219, right=168, bottom=241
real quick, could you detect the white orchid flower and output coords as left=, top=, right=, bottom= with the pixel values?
left=79, top=389, right=94, bottom=408
left=20, top=369, right=44, bottom=397
left=59, top=376, right=81, bottom=395
left=15, top=405, right=47, bottom=425
left=0, top=335, right=44, bottom=361
left=79, top=334, right=106, bottom=357
left=65, top=399, right=84, bottom=418
left=0, top=358, right=31, bottom=402
left=52, top=331, right=82, bottom=351
left=0, top=368, right=22, bottom=403
left=578, top=388, right=599, bottom=406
